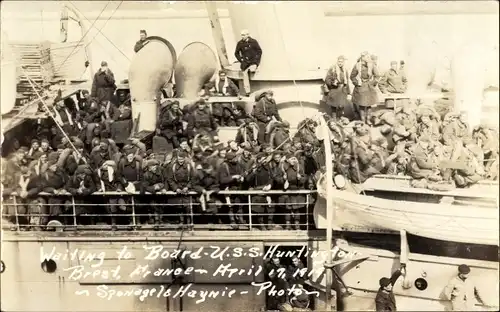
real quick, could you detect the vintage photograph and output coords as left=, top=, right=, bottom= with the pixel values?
left=0, top=1, right=499, bottom=311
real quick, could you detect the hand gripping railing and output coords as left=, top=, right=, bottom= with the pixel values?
left=1, top=189, right=317, bottom=232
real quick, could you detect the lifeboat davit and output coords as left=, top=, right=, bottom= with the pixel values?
left=1, top=40, right=19, bottom=116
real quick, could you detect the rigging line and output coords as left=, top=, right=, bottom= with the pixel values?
left=68, top=1, right=130, bottom=62
left=55, top=1, right=111, bottom=74
left=82, top=1, right=124, bottom=59
left=272, top=5, right=306, bottom=118
left=20, top=66, right=87, bottom=163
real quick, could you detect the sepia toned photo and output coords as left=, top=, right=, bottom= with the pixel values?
left=0, top=1, right=498, bottom=311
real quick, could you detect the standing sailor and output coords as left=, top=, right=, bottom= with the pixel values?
left=375, top=264, right=406, bottom=311
left=350, top=51, right=381, bottom=123
left=443, top=264, right=486, bottom=311
left=91, top=61, right=116, bottom=106
left=234, top=29, right=262, bottom=96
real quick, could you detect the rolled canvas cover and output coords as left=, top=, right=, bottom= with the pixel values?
left=128, top=36, right=176, bottom=132
left=174, top=42, right=218, bottom=99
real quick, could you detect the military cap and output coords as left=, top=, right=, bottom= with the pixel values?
left=226, top=151, right=236, bottom=160
left=100, top=61, right=108, bottom=66
left=101, top=160, right=116, bottom=169
left=75, top=164, right=92, bottom=175
left=72, top=138, right=84, bottom=149
left=195, top=98, right=206, bottom=106
left=31, top=139, right=39, bottom=145
left=282, top=120, right=290, bottom=128
left=47, top=152, right=60, bottom=165
left=379, top=125, right=392, bottom=135
left=147, top=159, right=160, bottom=167
left=458, top=264, right=470, bottom=274
left=177, top=151, right=187, bottom=158
left=122, top=144, right=136, bottom=155
left=338, top=55, right=346, bottom=61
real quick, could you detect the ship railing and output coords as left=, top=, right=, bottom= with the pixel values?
left=1, top=190, right=317, bottom=232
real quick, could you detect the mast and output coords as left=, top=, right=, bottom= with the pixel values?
left=204, top=1, right=230, bottom=68
left=319, top=115, right=335, bottom=311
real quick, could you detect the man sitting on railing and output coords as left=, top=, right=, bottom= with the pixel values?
left=218, top=151, right=246, bottom=228
left=246, top=152, right=274, bottom=230
left=37, top=156, right=69, bottom=227
left=193, top=162, right=221, bottom=225
left=65, top=164, right=97, bottom=225
left=165, top=151, right=195, bottom=227
left=186, top=99, right=218, bottom=143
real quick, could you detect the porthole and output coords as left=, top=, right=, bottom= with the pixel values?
left=0, top=260, right=5, bottom=273
left=414, top=278, right=428, bottom=291
left=41, top=259, right=57, bottom=273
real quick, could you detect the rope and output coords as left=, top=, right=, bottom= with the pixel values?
left=68, top=1, right=130, bottom=62
left=55, top=1, right=111, bottom=74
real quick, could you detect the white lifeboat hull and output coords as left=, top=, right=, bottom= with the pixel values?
left=314, top=175, right=499, bottom=246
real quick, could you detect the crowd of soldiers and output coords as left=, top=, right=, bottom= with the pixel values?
left=1, top=63, right=324, bottom=231
left=2, top=34, right=499, bottom=232
left=322, top=51, right=499, bottom=189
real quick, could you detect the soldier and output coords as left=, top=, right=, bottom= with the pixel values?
left=65, top=164, right=97, bottom=225
left=375, top=264, right=406, bottom=312
left=287, top=255, right=306, bottom=287
left=58, top=139, right=88, bottom=176
left=38, top=157, right=69, bottom=227
left=142, top=159, right=166, bottom=228
left=443, top=264, right=486, bottom=311
left=157, top=100, right=185, bottom=148
left=350, top=51, right=381, bottom=123
left=238, top=143, right=256, bottom=175
left=97, top=160, right=125, bottom=228
left=252, top=90, right=282, bottom=144
left=294, top=119, right=320, bottom=148
left=53, top=100, right=76, bottom=135
left=323, top=55, right=351, bottom=120
left=193, top=162, right=221, bottom=225
left=452, top=141, right=485, bottom=188
left=277, top=154, right=307, bottom=230
left=288, top=283, right=311, bottom=311
left=91, top=61, right=116, bottom=106
left=417, top=110, right=441, bottom=142
left=134, top=29, right=149, bottom=53
left=235, top=117, right=259, bottom=145
left=186, top=99, right=218, bottom=141
left=442, top=111, right=471, bottom=155
left=265, top=256, right=288, bottom=310
left=165, top=151, right=195, bottom=227
left=408, top=136, right=442, bottom=182
left=204, top=69, right=240, bottom=97
left=218, top=151, right=246, bottom=228
left=268, top=121, right=291, bottom=149
left=379, top=61, right=408, bottom=108
left=89, top=139, right=115, bottom=169
left=234, top=29, right=262, bottom=96
left=245, top=152, right=274, bottom=230
left=117, top=145, right=143, bottom=193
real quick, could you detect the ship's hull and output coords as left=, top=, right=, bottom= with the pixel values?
left=307, top=239, right=499, bottom=311
left=313, top=175, right=499, bottom=246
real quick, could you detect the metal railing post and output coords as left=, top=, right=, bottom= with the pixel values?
left=189, top=196, right=194, bottom=229
left=71, top=196, right=77, bottom=228
left=131, top=196, right=136, bottom=227
left=306, top=194, right=310, bottom=231
left=247, top=194, right=252, bottom=230
left=13, top=196, right=20, bottom=231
